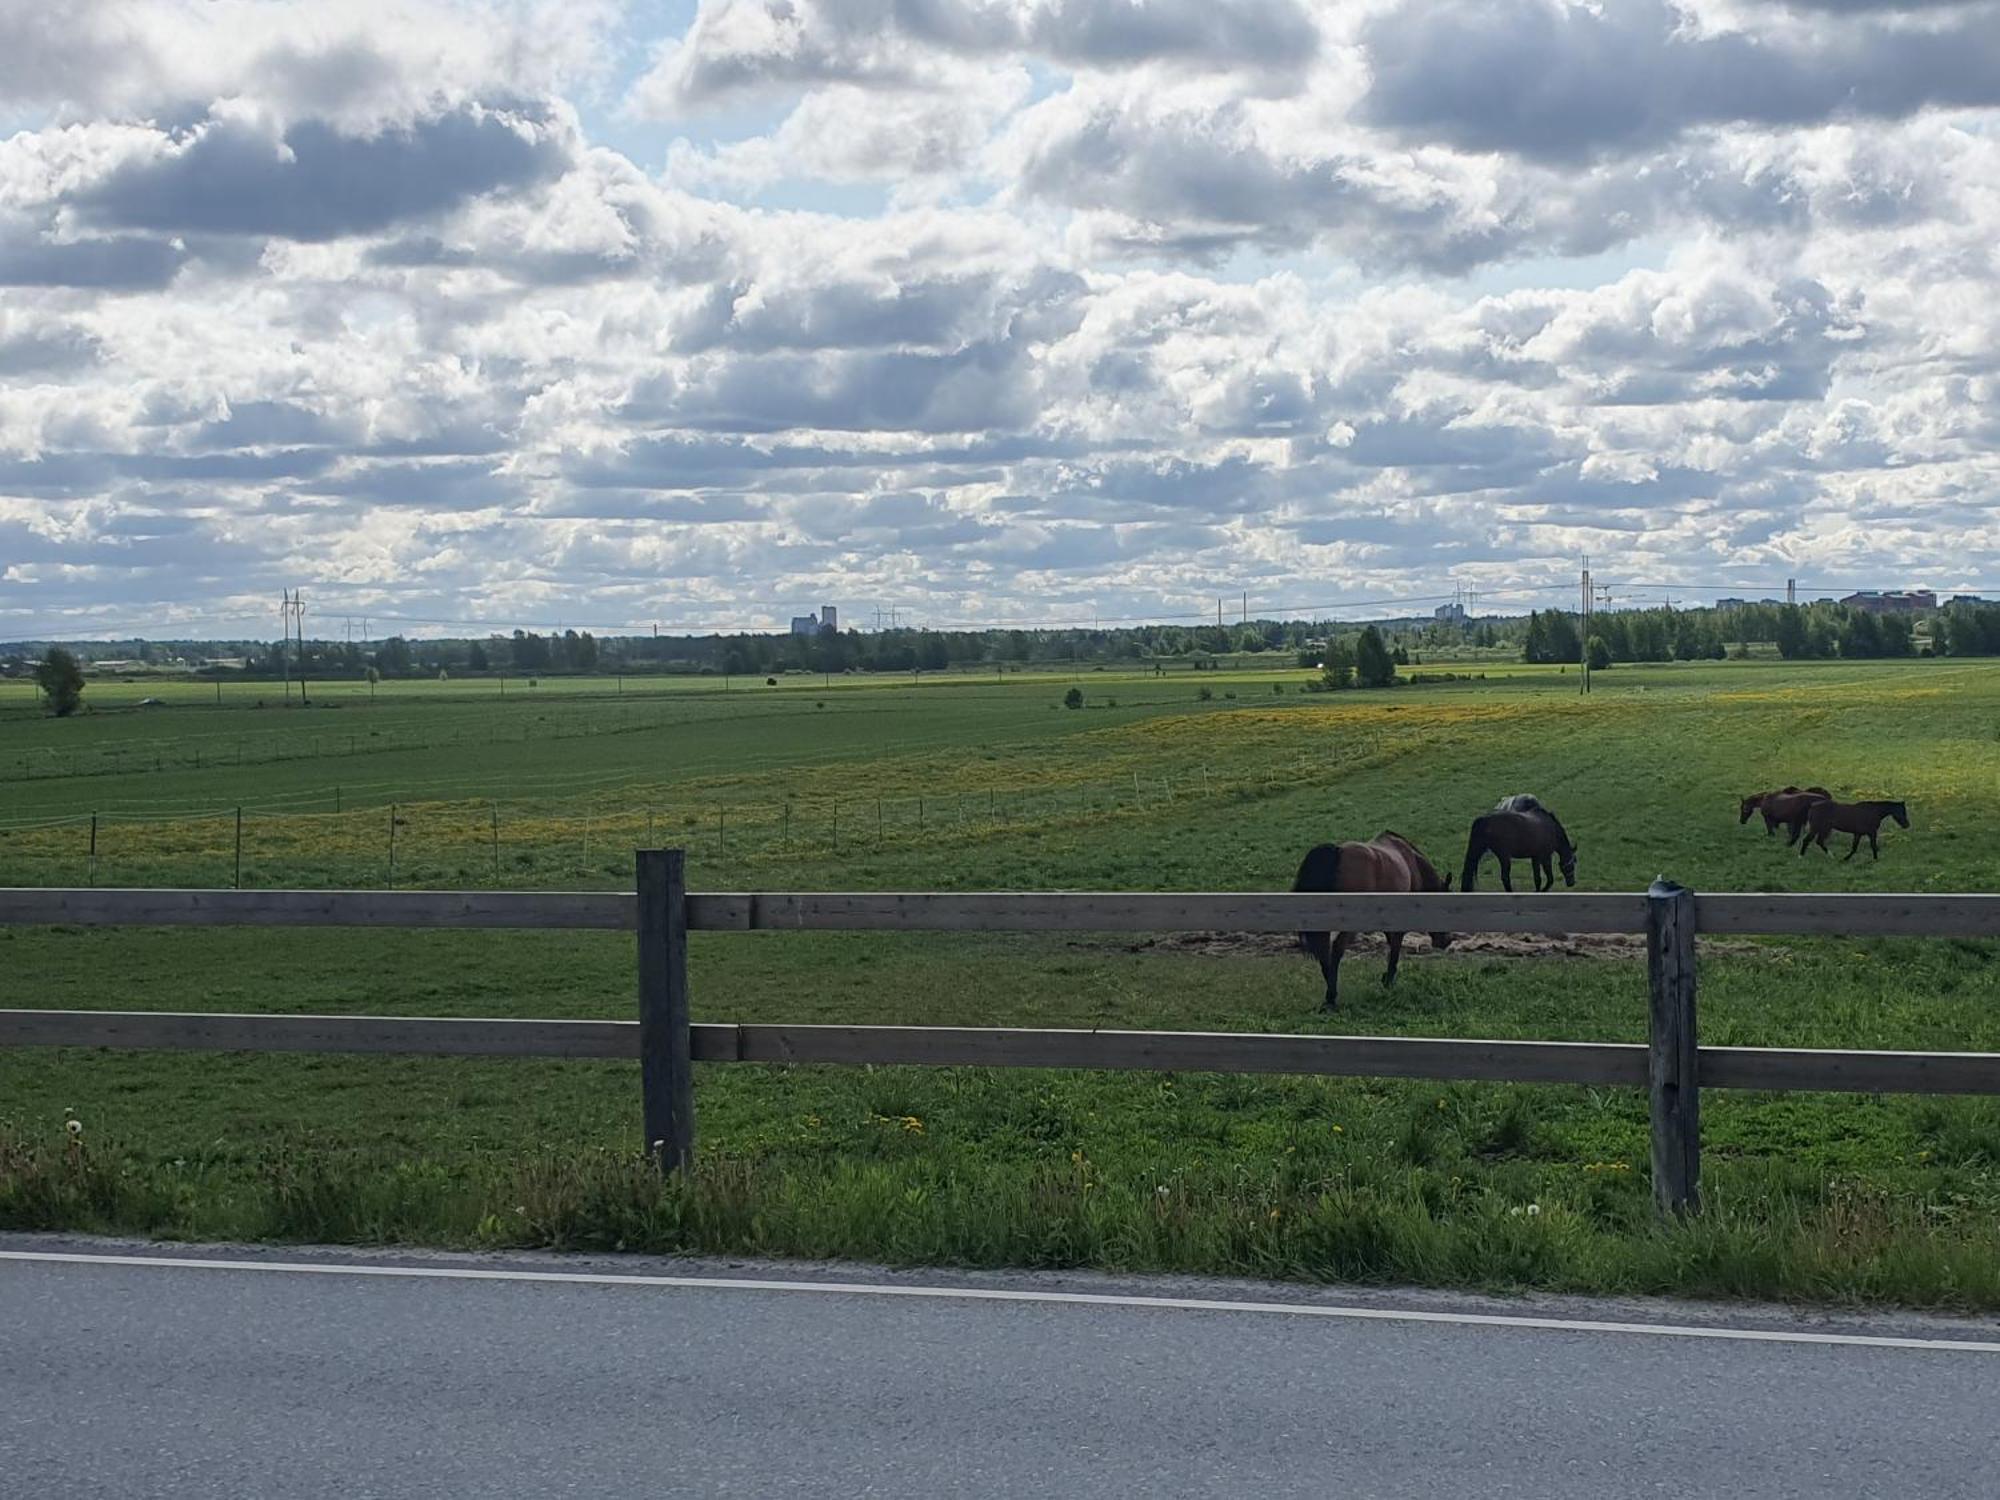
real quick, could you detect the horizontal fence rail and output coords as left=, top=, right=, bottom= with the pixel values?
left=6, top=1011, right=1998, bottom=1098
left=6, top=887, right=2000, bottom=937
left=7, top=857, right=2000, bottom=1217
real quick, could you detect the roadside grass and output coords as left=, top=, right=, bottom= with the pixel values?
left=4, top=927, right=1998, bottom=1307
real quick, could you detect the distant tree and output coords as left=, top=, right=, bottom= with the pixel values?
left=1522, top=611, right=1548, bottom=663
left=1320, top=638, right=1356, bottom=690
left=1355, top=626, right=1396, bottom=687
left=574, top=630, right=600, bottom=673
left=1774, top=605, right=1808, bottom=659
left=467, top=641, right=491, bottom=672
left=510, top=629, right=550, bottom=671
left=1586, top=635, right=1613, bottom=671
left=34, top=647, right=85, bottom=717
left=1063, top=687, right=1084, bottom=709
left=373, top=636, right=414, bottom=677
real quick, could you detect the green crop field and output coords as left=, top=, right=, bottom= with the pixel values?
left=5, top=655, right=1999, bottom=1306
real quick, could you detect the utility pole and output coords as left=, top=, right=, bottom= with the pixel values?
left=1242, top=591, right=1248, bottom=625
left=1579, top=558, right=1593, bottom=695
left=279, top=590, right=293, bottom=706
left=297, top=591, right=309, bottom=705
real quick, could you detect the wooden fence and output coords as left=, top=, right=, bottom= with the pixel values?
left=4, top=850, right=1999, bottom=1216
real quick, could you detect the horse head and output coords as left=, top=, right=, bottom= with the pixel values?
left=1738, top=796, right=1759, bottom=824
left=1890, top=802, right=1910, bottom=828
left=1559, top=838, right=1578, bottom=887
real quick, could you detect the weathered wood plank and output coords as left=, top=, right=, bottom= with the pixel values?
left=691, top=1024, right=1648, bottom=1085
left=637, top=850, right=694, bottom=1173
left=683, top=891, right=1651, bottom=934
left=0, top=1009, right=636, bottom=1057
left=1647, top=879, right=1701, bottom=1217
left=9, top=1010, right=2000, bottom=1098
left=0, top=887, right=636, bottom=930
left=1697, top=894, right=2000, bottom=938
left=1700, top=1047, right=2000, bottom=1095
left=8, top=886, right=1997, bottom=938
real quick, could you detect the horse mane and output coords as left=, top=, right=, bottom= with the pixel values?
left=1495, top=793, right=1571, bottom=852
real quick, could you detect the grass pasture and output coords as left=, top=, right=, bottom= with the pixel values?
left=4, top=655, right=2000, bottom=1305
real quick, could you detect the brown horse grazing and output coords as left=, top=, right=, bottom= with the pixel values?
left=1460, top=794, right=1577, bottom=893
left=1739, top=786, right=1833, bottom=844
left=1293, top=833, right=1454, bottom=1012
left=1800, top=799, right=1909, bottom=860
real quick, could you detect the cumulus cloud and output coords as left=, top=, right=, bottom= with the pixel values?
left=1361, top=0, right=2000, bottom=161
left=71, top=105, right=572, bottom=242
left=631, top=0, right=1319, bottom=115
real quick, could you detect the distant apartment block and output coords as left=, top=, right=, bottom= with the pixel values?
left=1840, top=590, right=1937, bottom=614
left=1433, top=601, right=1468, bottom=625
left=790, top=605, right=839, bottom=636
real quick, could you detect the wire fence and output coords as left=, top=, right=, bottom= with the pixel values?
left=2, top=704, right=692, bottom=786
left=0, top=769, right=1251, bottom=890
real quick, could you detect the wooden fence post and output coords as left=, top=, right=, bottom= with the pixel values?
left=1646, top=877, right=1700, bottom=1216
left=637, top=848, right=693, bottom=1174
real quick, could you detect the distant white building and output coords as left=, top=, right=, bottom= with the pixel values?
left=790, top=606, right=839, bottom=636
left=819, top=604, right=837, bottom=632
left=1433, top=602, right=1468, bottom=625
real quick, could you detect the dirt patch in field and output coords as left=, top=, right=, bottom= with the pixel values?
left=1118, top=931, right=1776, bottom=962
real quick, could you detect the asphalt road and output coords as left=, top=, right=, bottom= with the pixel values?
left=5, top=1241, right=1999, bottom=1498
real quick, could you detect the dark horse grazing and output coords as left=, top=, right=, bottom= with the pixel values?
left=1740, top=786, right=1832, bottom=843
left=1460, top=794, right=1576, bottom=892
left=1292, top=833, right=1454, bottom=1012
left=1800, top=799, right=1909, bottom=860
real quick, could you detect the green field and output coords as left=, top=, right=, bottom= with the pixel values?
left=5, top=656, right=1999, bottom=1305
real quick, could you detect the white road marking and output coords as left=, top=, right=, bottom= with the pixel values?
left=5, top=1248, right=1998, bottom=1353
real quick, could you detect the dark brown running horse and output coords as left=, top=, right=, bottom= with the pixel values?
left=1739, top=786, right=1832, bottom=843
left=1800, top=799, right=1909, bottom=860
left=1460, top=794, right=1576, bottom=893
left=1293, top=833, right=1454, bottom=1012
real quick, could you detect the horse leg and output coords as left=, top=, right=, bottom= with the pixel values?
left=1763, top=811, right=1778, bottom=837
left=1383, top=931, right=1404, bottom=987
left=1869, top=831, right=1880, bottom=860
left=1318, top=933, right=1350, bottom=1012
left=1496, top=857, right=1515, bottom=893
left=1536, top=855, right=1554, bottom=892
left=1844, top=833, right=1861, bottom=862
left=1783, top=816, right=1804, bottom=847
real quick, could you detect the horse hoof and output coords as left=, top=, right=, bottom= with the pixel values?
left=1319, top=999, right=1339, bottom=1014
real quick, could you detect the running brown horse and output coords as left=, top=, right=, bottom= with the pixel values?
left=1292, top=833, right=1454, bottom=1012
left=1739, top=786, right=1832, bottom=843
left=1800, top=798, right=1909, bottom=860
left=1460, top=794, right=1577, bottom=892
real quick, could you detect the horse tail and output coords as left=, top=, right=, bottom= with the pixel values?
left=1292, top=843, right=1341, bottom=961
left=1460, top=818, right=1487, bottom=892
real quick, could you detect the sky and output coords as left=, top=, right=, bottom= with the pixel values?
left=3, top=0, right=1999, bottom=639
